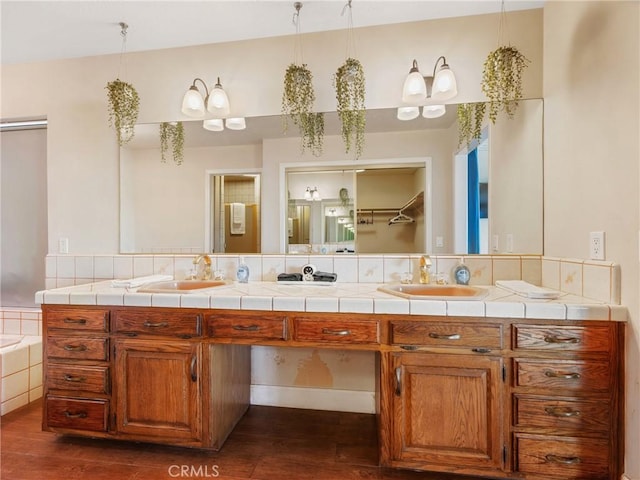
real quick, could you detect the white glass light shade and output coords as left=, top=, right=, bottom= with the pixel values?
left=181, top=87, right=206, bottom=117
left=402, top=71, right=427, bottom=104
left=304, top=188, right=312, bottom=201
left=207, top=81, right=231, bottom=117
left=225, top=117, right=246, bottom=130
left=397, top=106, right=420, bottom=121
left=312, top=188, right=321, bottom=201
left=203, top=118, right=224, bottom=131
left=422, top=104, right=446, bottom=119
left=431, top=67, right=458, bottom=101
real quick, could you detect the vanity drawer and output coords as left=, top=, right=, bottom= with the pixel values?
left=46, top=307, right=110, bottom=332
left=391, top=321, right=503, bottom=349
left=207, top=313, right=287, bottom=340
left=46, top=336, right=109, bottom=361
left=46, top=396, right=109, bottom=432
left=513, top=325, right=613, bottom=353
left=293, top=318, right=379, bottom=344
left=514, top=394, right=610, bottom=432
left=112, top=309, right=202, bottom=337
left=47, top=364, right=110, bottom=394
left=514, top=359, right=610, bottom=392
left=515, top=434, right=610, bottom=479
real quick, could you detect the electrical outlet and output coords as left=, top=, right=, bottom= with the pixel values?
left=492, top=235, right=499, bottom=252
left=506, top=234, right=514, bottom=253
left=590, top=231, right=605, bottom=260
left=58, top=237, right=69, bottom=254
left=436, top=236, right=444, bottom=248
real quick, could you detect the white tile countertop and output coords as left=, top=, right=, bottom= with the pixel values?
left=35, top=281, right=628, bottom=321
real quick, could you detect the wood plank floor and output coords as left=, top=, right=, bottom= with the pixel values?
left=1, top=400, right=478, bottom=480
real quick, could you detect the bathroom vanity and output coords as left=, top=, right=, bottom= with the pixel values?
left=40, top=283, right=624, bottom=480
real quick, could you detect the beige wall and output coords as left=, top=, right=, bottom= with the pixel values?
left=543, top=2, right=640, bottom=478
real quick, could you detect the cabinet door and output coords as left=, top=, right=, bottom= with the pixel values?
left=114, top=339, right=201, bottom=442
left=391, top=352, right=504, bottom=471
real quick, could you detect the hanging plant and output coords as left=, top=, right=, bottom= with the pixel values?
left=339, top=187, right=350, bottom=207
left=457, top=102, right=487, bottom=147
left=334, top=58, right=366, bottom=159
left=160, top=122, right=185, bottom=165
left=106, top=79, right=140, bottom=146
left=282, top=63, right=324, bottom=156
left=481, top=46, right=529, bottom=123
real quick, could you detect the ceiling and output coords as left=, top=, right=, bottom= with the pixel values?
left=0, top=0, right=544, bottom=66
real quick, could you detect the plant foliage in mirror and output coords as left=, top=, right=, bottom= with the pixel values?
left=282, top=64, right=324, bottom=156
left=457, top=102, right=486, bottom=147
left=481, top=46, right=529, bottom=123
left=334, top=58, right=366, bottom=159
left=106, top=79, right=140, bottom=146
left=160, top=122, right=185, bottom=165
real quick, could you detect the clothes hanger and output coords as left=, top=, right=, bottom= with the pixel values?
left=388, top=211, right=415, bottom=225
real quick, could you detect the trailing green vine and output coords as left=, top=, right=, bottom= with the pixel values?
left=282, top=63, right=324, bottom=156
left=160, top=122, right=185, bottom=165
left=481, top=46, right=529, bottom=123
left=106, top=79, right=140, bottom=146
left=334, top=58, right=366, bottom=159
left=457, top=102, right=487, bottom=148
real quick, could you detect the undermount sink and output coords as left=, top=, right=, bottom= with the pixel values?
left=137, top=279, right=232, bottom=293
left=378, top=283, right=488, bottom=300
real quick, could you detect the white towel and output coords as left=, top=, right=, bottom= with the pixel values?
left=230, top=203, right=245, bottom=234
left=111, top=274, right=173, bottom=288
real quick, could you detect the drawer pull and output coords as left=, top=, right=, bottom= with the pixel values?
left=63, top=374, right=87, bottom=383
left=471, top=347, right=492, bottom=353
left=64, top=344, right=88, bottom=352
left=190, top=355, right=197, bottom=382
left=545, top=454, right=581, bottom=465
left=544, top=370, right=581, bottom=380
left=63, top=317, right=87, bottom=325
left=395, top=367, right=402, bottom=396
left=428, top=332, right=461, bottom=340
left=233, top=324, right=260, bottom=332
left=544, top=335, right=581, bottom=344
left=545, top=406, right=581, bottom=417
left=63, top=410, right=88, bottom=419
left=322, top=328, right=351, bottom=336
left=143, top=321, right=169, bottom=328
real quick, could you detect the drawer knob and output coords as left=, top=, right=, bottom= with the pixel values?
left=428, top=332, right=461, bottom=340
left=544, top=406, right=581, bottom=417
left=64, top=410, right=88, bottom=419
left=545, top=454, right=581, bottom=465
left=143, top=321, right=169, bottom=328
left=233, top=324, right=260, bottom=332
left=63, top=374, right=87, bottom=383
left=544, top=335, right=580, bottom=344
left=544, top=370, right=581, bottom=380
left=322, top=328, right=351, bottom=336
left=64, top=344, right=88, bottom=352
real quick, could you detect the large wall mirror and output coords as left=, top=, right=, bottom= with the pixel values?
left=120, top=99, right=542, bottom=255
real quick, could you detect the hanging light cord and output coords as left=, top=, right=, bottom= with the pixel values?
left=341, top=0, right=356, bottom=59
left=292, top=2, right=304, bottom=65
left=118, top=21, right=129, bottom=79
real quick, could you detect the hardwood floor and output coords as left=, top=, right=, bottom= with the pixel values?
left=1, top=400, right=476, bottom=480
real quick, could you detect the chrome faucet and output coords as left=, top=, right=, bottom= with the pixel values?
left=191, top=254, right=212, bottom=280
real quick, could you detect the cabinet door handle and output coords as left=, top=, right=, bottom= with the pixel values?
left=544, top=406, right=581, bottom=417
left=428, top=332, right=461, bottom=340
left=322, top=328, right=351, bottom=336
left=233, top=324, right=260, bottom=332
left=545, top=454, right=581, bottom=465
left=63, top=317, right=87, bottom=325
left=544, top=335, right=580, bottom=344
left=64, top=410, right=88, bottom=419
left=143, top=321, right=169, bottom=328
left=544, top=370, right=581, bottom=380
left=395, top=367, right=402, bottom=396
left=196, top=314, right=203, bottom=336
left=63, top=374, right=86, bottom=383
left=190, top=356, right=197, bottom=382
left=64, top=344, right=88, bottom=352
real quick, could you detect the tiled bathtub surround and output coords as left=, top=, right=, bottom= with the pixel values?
left=43, top=254, right=620, bottom=305
left=0, top=335, right=43, bottom=415
left=0, top=308, right=43, bottom=336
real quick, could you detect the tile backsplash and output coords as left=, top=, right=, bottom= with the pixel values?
left=42, top=253, right=621, bottom=305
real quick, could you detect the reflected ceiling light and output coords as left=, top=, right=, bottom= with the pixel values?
left=181, top=77, right=231, bottom=118
left=304, top=187, right=321, bottom=201
left=397, top=106, right=420, bottom=121
left=203, top=118, right=224, bottom=131
left=422, top=104, right=446, bottom=119
left=225, top=117, right=246, bottom=130
left=401, top=56, right=458, bottom=105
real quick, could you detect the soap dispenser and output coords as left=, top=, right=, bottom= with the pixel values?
left=236, top=257, right=249, bottom=283
left=453, top=257, right=470, bottom=285
left=419, top=255, right=432, bottom=284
